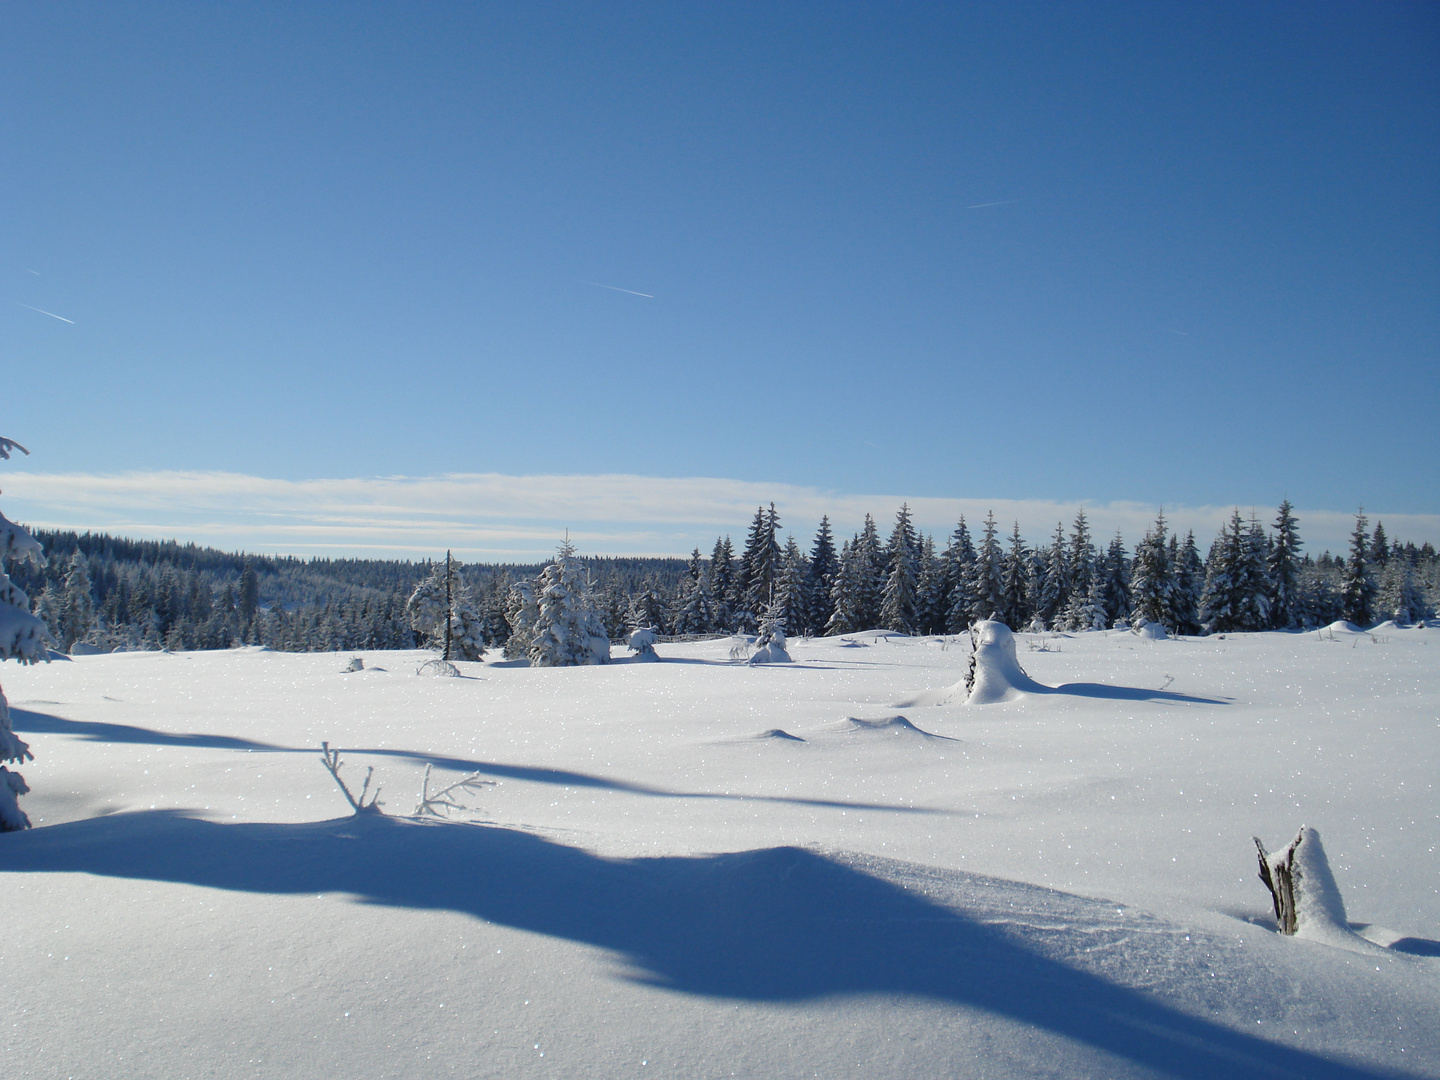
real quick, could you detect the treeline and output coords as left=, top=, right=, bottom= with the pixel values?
left=663, top=502, right=1435, bottom=640
left=10, top=502, right=1437, bottom=656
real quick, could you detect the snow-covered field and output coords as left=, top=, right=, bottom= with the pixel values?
left=2, top=625, right=1437, bottom=1079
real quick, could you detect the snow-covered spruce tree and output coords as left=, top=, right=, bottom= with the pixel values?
left=527, top=541, right=610, bottom=667
left=879, top=504, right=919, bottom=634
left=0, top=436, right=46, bottom=831
left=773, top=537, right=810, bottom=638
left=503, top=579, right=539, bottom=659
left=736, top=504, right=781, bottom=634
left=672, top=567, right=716, bottom=635
left=709, top=535, right=736, bottom=632
left=914, top=535, right=947, bottom=635
left=1029, top=523, right=1068, bottom=631
left=406, top=551, right=485, bottom=661
left=1267, top=500, right=1303, bottom=629
left=807, top=516, right=838, bottom=635
left=942, top=517, right=976, bottom=634
left=57, top=550, right=96, bottom=653
left=1377, top=557, right=1424, bottom=625
left=1100, top=532, right=1131, bottom=627
left=628, top=582, right=669, bottom=635
left=1000, top=522, right=1031, bottom=630
left=1171, top=530, right=1205, bottom=636
left=853, top=514, right=885, bottom=630
left=824, top=539, right=867, bottom=636
left=1130, top=512, right=1177, bottom=630
left=969, top=512, right=1005, bottom=624
left=1341, top=511, right=1376, bottom=627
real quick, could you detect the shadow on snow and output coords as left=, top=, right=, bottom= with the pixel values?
left=9, top=709, right=951, bottom=816
left=2, top=811, right=1406, bottom=1080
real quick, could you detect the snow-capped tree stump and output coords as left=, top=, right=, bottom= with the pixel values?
left=1254, top=827, right=1350, bottom=941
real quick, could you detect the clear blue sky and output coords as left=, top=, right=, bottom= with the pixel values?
left=3, top=2, right=1437, bottom=556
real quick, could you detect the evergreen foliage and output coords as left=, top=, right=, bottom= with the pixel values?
left=1341, top=511, right=1377, bottom=626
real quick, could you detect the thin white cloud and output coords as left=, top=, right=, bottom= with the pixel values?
left=20, top=303, right=74, bottom=324
left=1, top=469, right=1433, bottom=560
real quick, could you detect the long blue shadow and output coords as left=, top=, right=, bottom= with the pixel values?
left=9, top=708, right=282, bottom=750
left=9, top=710, right=947, bottom=815
left=1, top=811, right=1407, bottom=1080
left=1037, top=683, right=1227, bottom=705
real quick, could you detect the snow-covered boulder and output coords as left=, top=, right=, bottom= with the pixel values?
left=1132, top=619, right=1168, bottom=641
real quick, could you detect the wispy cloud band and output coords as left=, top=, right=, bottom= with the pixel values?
left=0, top=470, right=1432, bottom=561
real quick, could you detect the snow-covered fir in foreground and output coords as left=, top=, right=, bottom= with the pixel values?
left=1, top=622, right=1437, bottom=1078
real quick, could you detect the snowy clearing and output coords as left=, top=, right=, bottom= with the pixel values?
left=2, top=626, right=1438, bottom=1079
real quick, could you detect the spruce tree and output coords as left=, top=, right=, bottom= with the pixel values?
left=1341, top=511, right=1376, bottom=626
left=1130, top=512, right=1176, bottom=629
left=1100, top=532, right=1131, bottom=626
left=824, top=539, right=863, bottom=635
left=0, top=436, right=44, bottom=831
left=807, top=516, right=838, bottom=635
left=1267, top=501, right=1303, bottom=629
left=879, top=504, right=919, bottom=633
left=970, top=512, right=1005, bottom=624
left=1000, top=522, right=1031, bottom=629
left=710, top=536, right=736, bottom=630
left=774, top=538, right=811, bottom=638
left=853, top=515, right=885, bottom=630
left=941, top=517, right=976, bottom=633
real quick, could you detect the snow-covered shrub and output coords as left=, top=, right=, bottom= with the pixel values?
left=342, top=656, right=365, bottom=672
left=0, top=436, right=43, bottom=831
left=627, top=626, right=660, bottom=662
left=749, top=600, right=792, bottom=664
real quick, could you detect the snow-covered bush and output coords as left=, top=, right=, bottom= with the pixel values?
left=749, top=600, right=792, bottom=664
left=0, top=436, right=44, bottom=831
left=627, top=626, right=660, bottom=662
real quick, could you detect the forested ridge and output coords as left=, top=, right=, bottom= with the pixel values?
left=9, top=502, right=1437, bottom=656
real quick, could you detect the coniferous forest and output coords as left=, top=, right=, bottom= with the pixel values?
left=9, top=502, right=1437, bottom=657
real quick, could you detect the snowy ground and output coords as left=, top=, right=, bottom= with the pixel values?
left=2, top=625, right=1437, bottom=1079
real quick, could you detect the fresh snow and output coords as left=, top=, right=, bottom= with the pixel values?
left=1, top=626, right=1438, bottom=1078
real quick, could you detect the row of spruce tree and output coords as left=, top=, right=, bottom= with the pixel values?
left=11, top=504, right=1437, bottom=657
left=658, top=502, right=1434, bottom=640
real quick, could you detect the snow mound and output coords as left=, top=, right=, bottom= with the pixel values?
left=342, top=656, right=365, bottom=672
left=1323, top=620, right=1363, bottom=634
left=966, top=621, right=1046, bottom=705
left=831, top=715, right=953, bottom=740
left=755, top=728, right=806, bottom=742
left=1132, top=620, right=1168, bottom=641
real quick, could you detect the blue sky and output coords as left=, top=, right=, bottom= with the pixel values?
left=3, top=2, right=1436, bottom=558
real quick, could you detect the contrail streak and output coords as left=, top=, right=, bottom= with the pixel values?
left=585, top=281, right=655, bottom=298
left=966, top=199, right=1020, bottom=209
left=20, top=303, right=75, bottom=324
